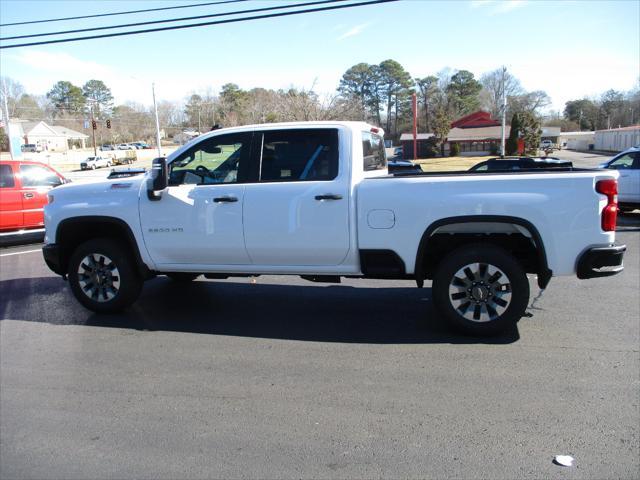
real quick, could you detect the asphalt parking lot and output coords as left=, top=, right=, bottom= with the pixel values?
left=1, top=149, right=638, bottom=479
left=1, top=219, right=638, bottom=479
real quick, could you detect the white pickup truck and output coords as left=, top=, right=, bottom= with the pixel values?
left=42, top=122, right=626, bottom=335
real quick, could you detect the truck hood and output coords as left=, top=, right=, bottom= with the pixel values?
left=49, top=174, right=148, bottom=203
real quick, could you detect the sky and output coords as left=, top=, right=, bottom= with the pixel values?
left=0, top=0, right=638, bottom=113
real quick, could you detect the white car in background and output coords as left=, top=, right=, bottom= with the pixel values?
left=599, top=146, right=640, bottom=212
left=80, top=156, right=112, bottom=170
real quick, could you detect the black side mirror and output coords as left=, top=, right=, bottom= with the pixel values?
left=147, top=157, right=168, bottom=200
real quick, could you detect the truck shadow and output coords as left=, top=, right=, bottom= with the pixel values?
left=0, top=276, right=519, bottom=344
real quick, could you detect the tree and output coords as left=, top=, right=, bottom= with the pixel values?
left=564, top=99, right=598, bottom=131
left=480, top=68, right=524, bottom=119
left=446, top=70, right=482, bottom=116
left=415, top=75, right=439, bottom=131
left=432, top=104, right=452, bottom=156
left=338, top=63, right=375, bottom=121
left=46, top=81, right=85, bottom=115
left=508, top=90, right=551, bottom=117
left=82, top=80, right=113, bottom=118
left=184, top=94, right=204, bottom=129
left=505, top=113, right=520, bottom=155
left=378, top=59, right=413, bottom=135
left=14, top=94, right=44, bottom=120
left=0, top=77, right=25, bottom=117
left=518, top=111, right=542, bottom=155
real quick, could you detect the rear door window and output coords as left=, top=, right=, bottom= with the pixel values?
left=0, top=164, right=15, bottom=188
left=362, top=131, right=386, bottom=171
left=258, top=129, right=339, bottom=182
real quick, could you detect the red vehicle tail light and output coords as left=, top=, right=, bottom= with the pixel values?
left=596, top=179, right=618, bottom=232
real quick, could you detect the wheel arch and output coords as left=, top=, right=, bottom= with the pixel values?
left=55, top=216, right=151, bottom=278
left=415, top=215, right=552, bottom=289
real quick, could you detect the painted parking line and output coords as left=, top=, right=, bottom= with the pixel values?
left=0, top=249, right=42, bottom=257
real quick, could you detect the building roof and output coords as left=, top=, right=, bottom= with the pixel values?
left=51, top=125, right=89, bottom=139
left=451, top=111, right=500, bottom=129
left=595, top=125, right=640, bottom=133
left=399, top=133, right=435, bottom=141
left=447, top=125, right=510, bottom=141
left=558, top=131, right=595, bottom=136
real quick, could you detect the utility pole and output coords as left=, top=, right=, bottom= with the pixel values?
left=197, top=107, right=201, bottom=134
left=412, top=92, right=417, bottom=160
left=1, top=79, right=14, bottom=160
left=500, top=66, right=507, bottom=157
left=152, top=83, right=162, bottom=158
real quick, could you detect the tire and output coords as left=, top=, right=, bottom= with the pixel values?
left=91, top=164, right=96, bottom=170
left=165, top=272, right=200, bottom=282
left=68, top=238, right=142, bottom=313
left=432, top=244, right=530, bottom=336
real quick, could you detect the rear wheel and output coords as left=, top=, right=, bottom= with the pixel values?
left=432, top=244, right=529, bottom=336
left=68, top=238, right=142, bottom=313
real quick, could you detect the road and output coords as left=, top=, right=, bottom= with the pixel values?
left=1, top=218, right=638, bottom=479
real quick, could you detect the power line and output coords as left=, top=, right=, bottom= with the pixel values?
left=1, top=0, right=350, bottom=41
left=0, top=0, right=397, bottom=49
left=0, top=0, right=249, bottom=27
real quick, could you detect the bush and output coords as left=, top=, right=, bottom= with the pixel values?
left=449, top=142, right=460, bottom=157
left=489, top=143, right=499, bottom=155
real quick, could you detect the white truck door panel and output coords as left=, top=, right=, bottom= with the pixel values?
left=243, top=182, right=349, bottom=265
left=243, top=128, right=350, bottom=266
left=139, top=131, right=253, bottom=266
left=140, top=184, right=249, bottom=265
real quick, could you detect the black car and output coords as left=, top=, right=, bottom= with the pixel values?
left=469, top=156, right=573, bottom=172
left=388, top=159, right=422, bottom=174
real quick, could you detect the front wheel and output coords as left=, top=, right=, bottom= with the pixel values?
left=68, top=238, right=142, bottom=313
left=432, top=244, right=530, bottom=336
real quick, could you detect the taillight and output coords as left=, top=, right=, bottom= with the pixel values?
left=596, top=179, right=617, bottom=231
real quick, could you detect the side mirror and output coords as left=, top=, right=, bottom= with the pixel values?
left=147, top=157, right=168, bottom=200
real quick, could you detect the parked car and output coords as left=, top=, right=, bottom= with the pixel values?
left=0, top=160, right=68, bottom=232
left=469, top=157, right=573, bottom=171
left=598, top=146, right=640, bottom=212
left=131, top=142, right=151, bottom=149
left=20, top=144, right=41, bottom=153
left=117, top=144, right=131, bottom=150
left=80, top=156, right=112, bottom=170
left=388, top=159, right=422, bottom=174
left=540, top=140, right=553, bottom=149
left=100, top=144, right=115, bottom=151
left=42, top=122, right=625, bottom=336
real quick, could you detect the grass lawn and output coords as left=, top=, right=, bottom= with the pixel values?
left=415, top=156, right=490, bottom=172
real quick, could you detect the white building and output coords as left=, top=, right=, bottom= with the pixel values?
left=594, top=126, right=640, bottom=152
left=558, top=131, right=595, bottom=151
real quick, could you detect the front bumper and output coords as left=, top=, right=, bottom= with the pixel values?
left=42, top=244, right=65, bottom=276
left=577, top=244, right=626, bottom=279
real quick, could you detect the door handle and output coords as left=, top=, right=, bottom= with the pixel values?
left=23, top=192, right=34, bottom=199
left=213, top=196, right=238, bottom=203
left=315, top=194, right=343, bottom=201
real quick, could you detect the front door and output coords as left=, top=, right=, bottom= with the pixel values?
left=0, top=164, right=23, bottom=230
left=242, top=128, right=350, bottom=266
left=140, top=132, right=253, bottom=266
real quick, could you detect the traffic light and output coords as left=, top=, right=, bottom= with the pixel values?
left=91, top=120, right=97, bottom=130
left=106, top=119, right=111, bottom=129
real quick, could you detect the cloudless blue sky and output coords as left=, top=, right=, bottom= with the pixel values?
left=1, top=0, right=638, bottom=112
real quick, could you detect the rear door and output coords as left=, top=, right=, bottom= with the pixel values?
left=242, top=128, right=350, bottom=266
left=18, top=163, right=63, bottom=228
left=0, top=164, right=23, bottom=231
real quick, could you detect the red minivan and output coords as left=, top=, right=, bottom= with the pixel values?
left=0, top=160, right=68, bottom=232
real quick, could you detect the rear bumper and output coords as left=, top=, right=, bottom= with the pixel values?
left=577, top=244, right=626, bottom=279
left=42, top=243, right=65, bottom=276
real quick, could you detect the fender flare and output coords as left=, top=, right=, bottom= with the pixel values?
left=414, top=215, right=552, bottom=289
